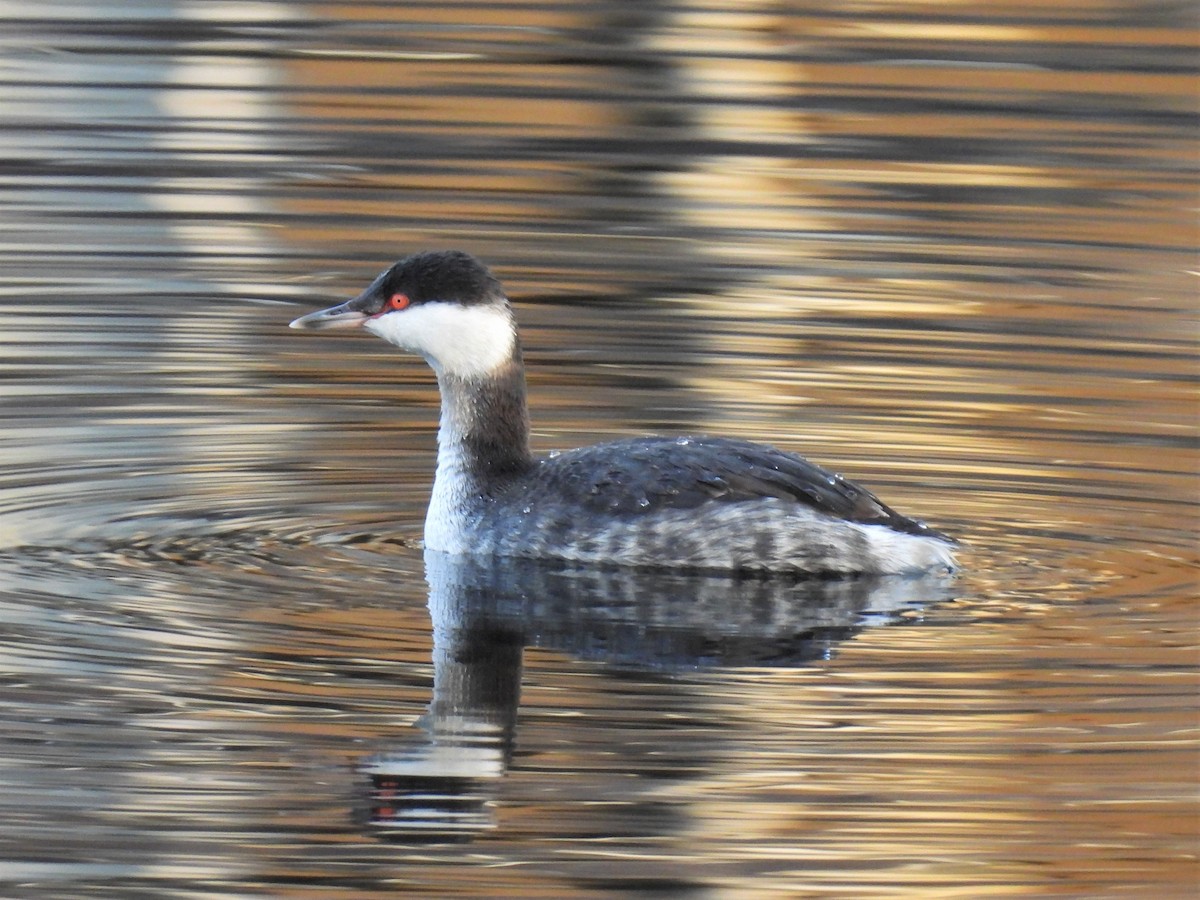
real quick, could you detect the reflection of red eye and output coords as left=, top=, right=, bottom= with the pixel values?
left=388, top=293, right=410, bottom=311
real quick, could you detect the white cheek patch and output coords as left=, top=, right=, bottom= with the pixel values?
left=365, top=302, right=516, bottom=379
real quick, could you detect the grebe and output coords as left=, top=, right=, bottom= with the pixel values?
left=290, top=250, right=956, bottom=575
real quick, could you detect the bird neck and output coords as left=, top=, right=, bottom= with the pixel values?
left=434, top=349, right=534, bottom=486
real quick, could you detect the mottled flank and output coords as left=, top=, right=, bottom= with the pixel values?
left=435, top=471, right=956, bottom=576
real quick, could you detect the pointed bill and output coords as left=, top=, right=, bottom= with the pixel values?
left=289, top=301, right=369, bottom=330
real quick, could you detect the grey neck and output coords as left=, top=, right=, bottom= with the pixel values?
left=435, top=351, right=534, bottom=488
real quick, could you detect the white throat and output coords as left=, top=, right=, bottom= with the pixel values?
left=364, top=301, right=516, bottom=379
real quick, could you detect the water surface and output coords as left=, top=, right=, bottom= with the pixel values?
left=0, top=2, right=1195, bottom=897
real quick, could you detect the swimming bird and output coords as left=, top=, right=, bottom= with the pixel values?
left=290, top=250, right=956, bottom=575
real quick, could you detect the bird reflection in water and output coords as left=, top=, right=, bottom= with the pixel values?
left=360, top=551, right=957, bottom=842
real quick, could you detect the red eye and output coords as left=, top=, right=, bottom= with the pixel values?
left=388, top=293, right=410, bottom=311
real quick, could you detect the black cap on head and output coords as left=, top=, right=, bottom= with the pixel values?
left=374, top=250, right=505, bottom=308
